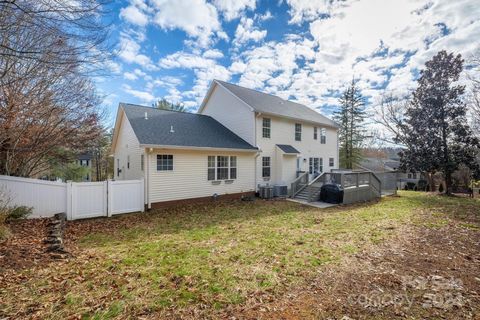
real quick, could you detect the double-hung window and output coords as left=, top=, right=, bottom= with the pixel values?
left=262, top=118, right=271, bottom=138
left=314, top=127, right=318, bottom=140
left=329, top=157, right=334, bottom=167
left=262, top=157, right=271, bottom=178
left=320, top=128, right=326, bottom=144
left=157, top=155, right=173, bottom=171
left=295, top=123, right=302, bottom=141
left=208, top=156, right=216, bottom=180
left=230, top=156, right=237, bottom=179
left=208, top=156, right=237, bottom=180
left=217, top=156, right=229, bottom=180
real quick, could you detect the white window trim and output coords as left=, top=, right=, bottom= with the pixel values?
left=262, top=156, right=271, bottom=178
left=157, top=154, right=173, bottom=171
left=320, top=128, right=326, bottom=144
left=262, top=118, right=271, bottom=138
left=295, top=123, right=302, bottom=141
left=208, top=156, right=237, bottom=181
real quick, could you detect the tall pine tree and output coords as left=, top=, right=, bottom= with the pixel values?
left=153, top=98, right=186, bottom=112
left=399, top=51, right=480, bottom=194
left=334, top=79, right=367, bottom=169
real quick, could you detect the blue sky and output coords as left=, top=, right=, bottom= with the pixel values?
left=98, top=0, right=480, bottom=127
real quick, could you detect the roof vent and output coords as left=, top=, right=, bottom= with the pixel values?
left=144, top=112, right=148, bottom=120
left=170, top=125, right=175, bottom=133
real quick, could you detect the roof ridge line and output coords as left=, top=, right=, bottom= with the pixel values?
left=120, top=102, right=214, bottom=118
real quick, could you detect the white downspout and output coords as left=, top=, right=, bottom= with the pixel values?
left=146, top=149, right=152, bottom=209
left=254, top=112, right=262, bottom=190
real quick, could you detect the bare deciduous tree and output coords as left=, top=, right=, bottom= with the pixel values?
left=0, top=0, right=111, bottom=77
left=0, top=1, right=109, bottom=177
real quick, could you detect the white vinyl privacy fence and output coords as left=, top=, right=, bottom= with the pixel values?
left=0, top=175, right=144, bottom=220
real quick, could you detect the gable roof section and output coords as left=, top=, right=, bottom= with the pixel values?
left=211, top=80, right=339, bottom=128
left=120, top=103, right=258, bottom=151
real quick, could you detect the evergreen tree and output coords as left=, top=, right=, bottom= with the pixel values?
left=153, top=98, right=186, bottom=112
left=334, top=79, right=367, bottom=169
left=399, top=51, right=480, bottom=194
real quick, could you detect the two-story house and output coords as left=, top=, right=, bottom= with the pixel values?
left=199, top=80, right=339, bottom=187
left=111, top=80, right=339, bottom=208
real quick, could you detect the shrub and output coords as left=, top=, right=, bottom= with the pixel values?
left=417, top=180, right=428, bottom=191
left=406, top=182, right=416, bottom=190
left=0, top=188, right=32, bottom=240
left=6, top=206, right=32, bottom=221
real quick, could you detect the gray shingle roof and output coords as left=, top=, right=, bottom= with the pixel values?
left=121, top=103, right=257, bottom=151
left=215, top=80, right=339, bottom=128
left=357, top=158, right=398, bottom=172
left=276, top=144, right=300, bottom=154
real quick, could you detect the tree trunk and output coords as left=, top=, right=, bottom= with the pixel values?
left=427, top=172, right=436, bottom=191
left=444, top=171, right=453, bottom=195
left=440, top=106, right=452, bottom=195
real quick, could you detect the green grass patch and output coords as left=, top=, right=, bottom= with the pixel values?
left=2, top=191, right=479, bottom=318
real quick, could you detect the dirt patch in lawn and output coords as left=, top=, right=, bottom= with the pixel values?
left=0, top=218, right=53, bottom=271
left=0, top=193, right=478, bottom=319
left=232, top=221, right=480, bottom=319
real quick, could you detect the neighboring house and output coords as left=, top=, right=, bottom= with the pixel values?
left=112, top=80, right=339, bottom=208
left=357, top=157, right=423, bottom=189
left=77, top=153, right=92, bottom=182
left=357, top=157, right=399, bottom=173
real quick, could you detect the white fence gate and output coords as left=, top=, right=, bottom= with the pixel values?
left=0, top=175, right=144, bottom=220
left=68, top=181, right=108, bottom=220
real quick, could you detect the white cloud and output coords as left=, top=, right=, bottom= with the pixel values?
left=212, top=0, right=256, bottom=21
left=203, top=49, right=224, bottom=59
left=159, top=52, right=217, bottom=69
left=286, top=0, right=346, bottom=24
left=152, top=0, right=222, bottom=47
left=123, top=72, right=138, bottom=80
left=159, top=49, right=231, bottom=105
left=119, top=5, right=149, bottom=26
left=123, top=68, right=148, bottom=81
left=257, top=10, right=273, bottom=21
left=234, top=17, right=267, bottom=46
left=112, top=0, right=480, bottom=116
left=229, top=61, right=247, bottom=74
left=123, top=84, right=156, bottom=102
left=118, top=35, right=156, bottom=70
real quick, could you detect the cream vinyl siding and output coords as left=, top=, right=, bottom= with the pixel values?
left=147, top=149, right=255, bottom=203
left=200, top=84, right=256, bottom=146
left=113, top=114, right=144, bottom=180
left=255, top=114, right=338, bottom=187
